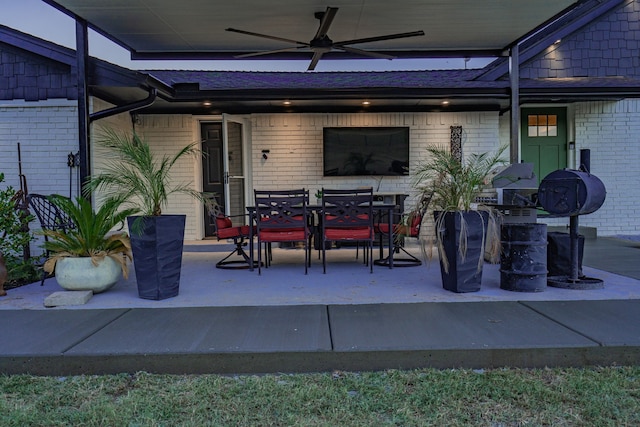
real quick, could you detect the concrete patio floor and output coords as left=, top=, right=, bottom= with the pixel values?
left=1, top=236, right=639, bottom=375
left=2, top=238, right=639, bottom=310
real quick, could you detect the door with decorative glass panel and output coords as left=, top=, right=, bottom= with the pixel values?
left=201, top=116, right=250, bottom=237
left=520, top=107, right=568, bottom=185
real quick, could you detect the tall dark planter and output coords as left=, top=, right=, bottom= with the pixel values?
left=435, top=210, right=487, bottom=293
left=128, top=215, right=186, bottom=300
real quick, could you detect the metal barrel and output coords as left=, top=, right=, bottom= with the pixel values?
left=500, top=223, right=548, bottom=292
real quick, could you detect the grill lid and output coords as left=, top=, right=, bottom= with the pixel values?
left=491, top=163, right=538, bottom=189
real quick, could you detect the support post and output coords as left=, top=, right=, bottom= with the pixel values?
left=509, top=44, right=520, bottom=164
left=76, top=18, right=90, bottom=200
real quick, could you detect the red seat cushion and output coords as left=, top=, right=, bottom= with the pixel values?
left=375, top=223, right=390, bottom=234
left=325, top=227, right=372, bottom=240
left=259, top=228, right=307, bottom=242
left=375, top=215, right=421, bottom=237
left=216, top=216, right=233, bottom=230
left=217, top=225, right=252, bottom=240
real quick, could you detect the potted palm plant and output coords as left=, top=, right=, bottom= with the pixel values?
left=41, top=195, right=135, bottom=293
left=85, top=128, right=209, bottom=300
left=413, top=144, right=506, bottom=292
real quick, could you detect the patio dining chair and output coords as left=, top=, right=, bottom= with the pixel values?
left=254, top=189, right=310, bottom=275
left=321, top=188, right=374, bottom=273
left=26, top=193, right=77, bottom=285
left=374, top=209, right=423, bottom=267
left=209, top=202, right=257, bottom=270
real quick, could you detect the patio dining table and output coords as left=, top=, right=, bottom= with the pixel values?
left=245, top=203, right=399, bottom=271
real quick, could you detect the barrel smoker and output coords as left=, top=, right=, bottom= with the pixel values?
left=480, top=162, right=548, bottom=292
left=537, top=149, right=606, bottom=289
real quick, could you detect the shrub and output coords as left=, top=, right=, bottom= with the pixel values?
left=0, top=172, right=38, bottom=286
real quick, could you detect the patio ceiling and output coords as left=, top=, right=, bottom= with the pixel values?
left=38, top=0, right=593, bottom=115
left=44, top=0, right=580, bottom=62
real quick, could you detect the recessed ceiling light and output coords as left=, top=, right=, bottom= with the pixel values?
left=442, top=100, right=450, bottom=105
left=362, top=101, right=371, bottom=106
left=283, top=100, right=291, bottom=106
left=203, top=101, right=212, bottom=107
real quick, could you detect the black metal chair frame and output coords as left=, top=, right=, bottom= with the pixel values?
left=27, top=194, right=77, bottom=285
left=321, top=188, right=374, bottom=273
left=254, top=189, right=310, bottom=275
left=374, top=209, right=423, bottom=267
left=210, top=203, right=257, bottom=270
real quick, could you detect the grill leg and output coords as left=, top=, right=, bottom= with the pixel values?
left=569, top=215, right=579, bottom=282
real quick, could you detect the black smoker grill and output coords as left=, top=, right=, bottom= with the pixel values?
left=492, top=162, right=539, bottom=223
left=538, top=149, right=606, bottom=289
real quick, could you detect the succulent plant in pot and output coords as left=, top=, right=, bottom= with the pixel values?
left=84, top=127, right=210, bottom=300
left=41, top=195, right=135, bottom=293
left=413, top=144, right=507, bottom=293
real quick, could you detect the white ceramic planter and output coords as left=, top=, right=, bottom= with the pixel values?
left=54, top=256, right=122, bottom=293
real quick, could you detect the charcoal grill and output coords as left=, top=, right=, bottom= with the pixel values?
left=538, top=149, right=606, bottom=289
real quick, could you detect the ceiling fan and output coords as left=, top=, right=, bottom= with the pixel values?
left=226, top=7, right=425, bottom=71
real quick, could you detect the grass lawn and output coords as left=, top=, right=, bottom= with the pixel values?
left=1, top=367, right=638, bottom=426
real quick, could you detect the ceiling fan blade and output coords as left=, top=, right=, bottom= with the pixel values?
left=314, top=7, right=338, bottom=39
left=308, top=51, right=325, bottom=71
left=226, top=28, right=308, bottom=46
left=338, top=45, right=395, bottom=60
left=234, top=46, right=305, bottom=59
left=334, top=30, right=425, bottom=47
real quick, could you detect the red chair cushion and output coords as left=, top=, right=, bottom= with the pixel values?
left=409, top=215, right=422, bottom=235
left=375, top=223, right=390, bottom=234
left=375, top=215, right=421, bottom=237
left=259, top=228, right=307, bottom=242
left=216, top=216, right=233, bottom=230
left=325, top=227, right=372, bottom=240
left=259, top=217, right=305, bottom=233
left=217, top=225, right=252, bottom=240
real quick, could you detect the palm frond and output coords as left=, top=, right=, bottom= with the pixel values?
left=41, top=195, right=135, bottom=275
left=85, top=128, right=207, bottom=218
left=412, top=144, right=508, bottom=271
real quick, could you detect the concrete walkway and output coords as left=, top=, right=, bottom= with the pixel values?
left=1, top=236, right=639, bottom=375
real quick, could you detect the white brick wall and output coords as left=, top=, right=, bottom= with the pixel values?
left=92, top=108, right=202, bottom=240
left=571, top=100, right=640, bottom=236
left=0, top=100, right=79, bottom=197
left=250, top=112, right=501, bottom=211
left=134, top=114, right=200, bottom=239
left=5, top=101, right=637, bottom=242
left=0, top=100, right=79, bottom=256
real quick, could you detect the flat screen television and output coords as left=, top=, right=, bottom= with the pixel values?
left=323, top=127, right=410, bottom=176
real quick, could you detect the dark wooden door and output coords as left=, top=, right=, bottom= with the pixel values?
left=201, top=123, right=224, bottom=237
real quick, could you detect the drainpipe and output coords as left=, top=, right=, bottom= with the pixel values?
left=89, top=88, right=157, bottom=123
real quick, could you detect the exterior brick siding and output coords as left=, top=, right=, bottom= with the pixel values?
left=572, top=100, right=640, bottom=235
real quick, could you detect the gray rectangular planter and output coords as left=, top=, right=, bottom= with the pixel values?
left=435, top=210, right=487, bottom=293
left=128, top=215, right=186, bottom=300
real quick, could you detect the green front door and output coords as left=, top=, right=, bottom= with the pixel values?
left=521, top=108, right=567, bottom=184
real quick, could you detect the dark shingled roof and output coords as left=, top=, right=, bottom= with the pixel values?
left=143, top=69, right=508, bottom=91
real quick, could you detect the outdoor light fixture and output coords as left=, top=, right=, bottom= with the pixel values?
left=262, top=149, right=270, bottom=160
left=442, top=100, right=450, bottom=105
left=362, top=101, right=371, bottom=106
left=203, top=101, right=212, bottom=107
left=283, top=100, right=291, bottom=106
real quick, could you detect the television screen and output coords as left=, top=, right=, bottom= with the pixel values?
left=323, top=127, right=410, bottom=176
